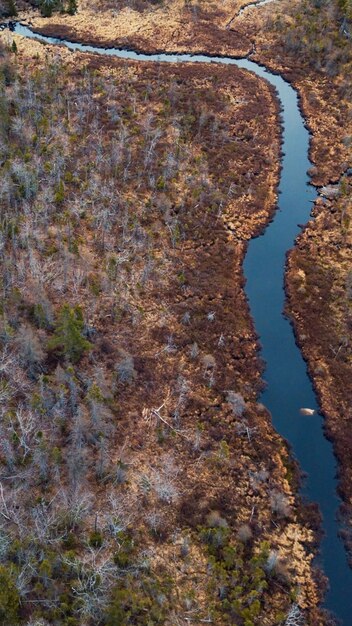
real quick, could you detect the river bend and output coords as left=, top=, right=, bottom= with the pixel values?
left=8, top=21, right=352, bottom=623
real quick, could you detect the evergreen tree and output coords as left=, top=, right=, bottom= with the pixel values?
left=40, top=0, right=56, bottom=17
left=48, top=304, right=92, bottom=363
left=7, top=0, right=17, bottom=17
left=67, top=0, right=78, bottom=15
left=0, top=566, right=20, bottom=626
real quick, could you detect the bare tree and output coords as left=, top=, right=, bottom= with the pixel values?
left=270, top=489, right=291, bottom=519
left=285, top=603, right=304, bottom=626
left=15, top=324, right=44, bottom=374
left=227, top=391, right=246, bottom=417
left=9, top=407, right=36, bottom=461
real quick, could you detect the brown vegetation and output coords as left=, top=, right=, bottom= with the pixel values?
left=0, top=32, right=324, bottom=625
left=0, top=0, right=351, bottom=619
left=286, top=173, right=352, bottom=562
left=10, top=0, right=253, bottom=55
left=237, top=0, right=352, bottom=559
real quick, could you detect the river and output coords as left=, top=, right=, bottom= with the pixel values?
left=8, top=21, right=352, bottom=624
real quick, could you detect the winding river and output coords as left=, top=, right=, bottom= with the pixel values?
left=9, top=21, right=352, bottom=623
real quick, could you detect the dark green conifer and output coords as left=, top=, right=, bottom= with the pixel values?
left=48, top=304, right=92, bottom=362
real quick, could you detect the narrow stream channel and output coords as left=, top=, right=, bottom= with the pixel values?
left=8, top=22, right=352, bottom=624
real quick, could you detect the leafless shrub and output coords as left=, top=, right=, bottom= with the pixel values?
left=165, top=335, right=177, bottom=353
left=31, top=499, right=64, bottom=543
left=0, top=484, right=26, bottom=534
left=152, top=455, right=180, bottom=504
left=116, top=350, right=137, bottom=385
left=227, top=391, right=246, bottom=417
left=0, top=529, right=10, bottom=561
left=33, top=442, right=49, bottom=483
left=114, top=460, right=129, bottom=484
left=237, top=523, right=253, bottom=543
left=249, top=468, right=269, bottom=491
left=9, top=407, right=36, bottom=460
left=270, top=489, right=292, bottom=519
left=182, top=311, right=191, bottom=324
left=15, top=324, right=45, bottom=371
left=67, top=406, right=90, bottom=489
left=218, top=333, right=225, bottom=347
left=11, top=160, right=38, bottom=200
left=95, top=436, right=110, bottom=480
left=154, top=474, right=179, bottom=504
left=189, top=342, right=199, bottom=359
left=174, top=375, right=189, bottom=411
left=89, top=398, right=112, bottom=438
left=66, top=551, right=117, bottom=621
left=146, top=510, right=164, bottom=535
left=57, top=488, right=93, bottom=531
left=106, top=492, right=135, bottom=537
left=206, top=510, right=228, bottom=529
left=285, top=603, right=305, bottom=626
left=202, top=353, right=216, bottom=371
left=265, top=549, right=279, bottom=573
left=191, top=427, right=203, bottom=452
left=180, top=536, right=190, bottom=558
left=139, top=474, right=152, bottom=496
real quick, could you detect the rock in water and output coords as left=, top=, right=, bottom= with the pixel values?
left=300, top=407, right=315, bottom=416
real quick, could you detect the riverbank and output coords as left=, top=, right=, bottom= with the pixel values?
left=238, top=0, right=352, bottom=561
left=13, top=0, right=253, bottom=55
left=286, top=175, right=352, bottom=564
left=17, top=0, right=348, bottom=187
